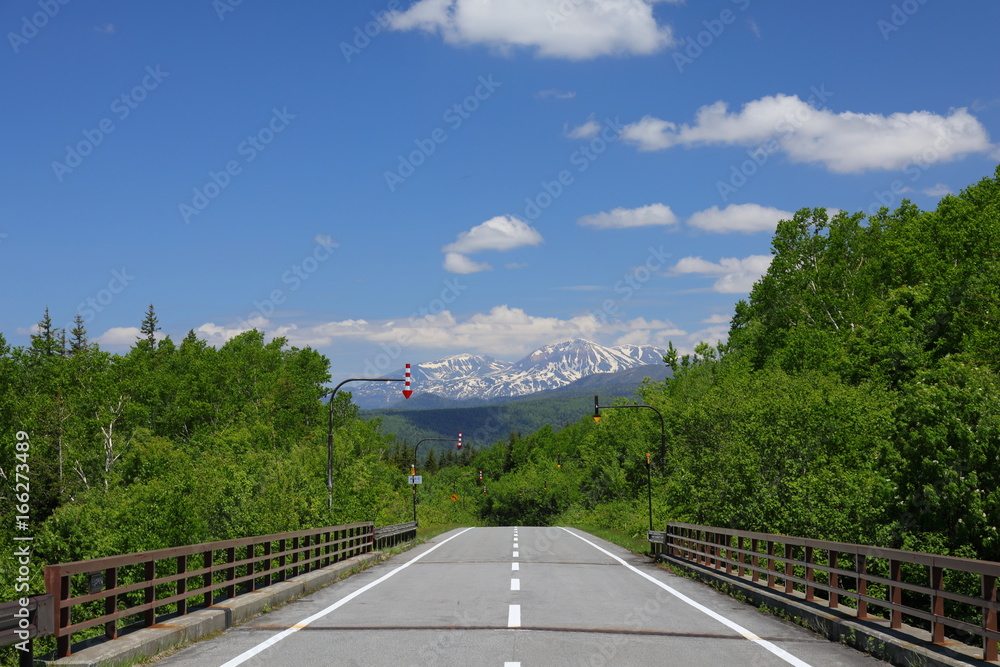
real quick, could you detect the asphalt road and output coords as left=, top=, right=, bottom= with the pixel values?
left=154, top=527, right=886, bottom=666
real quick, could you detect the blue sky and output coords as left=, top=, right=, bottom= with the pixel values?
left=2, top=0, right=998, bottom=378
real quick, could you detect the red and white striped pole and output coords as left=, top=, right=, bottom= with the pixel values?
left=402, top=363, right=413, bottom=399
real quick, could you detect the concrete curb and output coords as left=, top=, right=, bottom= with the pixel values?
left=655, top=553, right=995, bottom=667
left=42, top=552, right=384, bottom=667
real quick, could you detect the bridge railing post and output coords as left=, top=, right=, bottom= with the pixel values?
left=984, top=573, right=997, bottom=662
left=856, top=554, right=868, bottom=619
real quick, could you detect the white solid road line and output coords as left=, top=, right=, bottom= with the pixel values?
left=508, top=604, right=521, bottom=628
left=217, top=527, right=477, bottom=667
left=559, top=528, right=814, bottom=667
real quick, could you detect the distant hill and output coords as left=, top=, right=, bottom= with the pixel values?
left=351, top=338, right=666, bottom=409
left=362, top=363, right=669, bottom=454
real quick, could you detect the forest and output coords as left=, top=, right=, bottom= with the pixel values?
left=466, top=165, right=1000, bottom=564
left=2, top=166, right=999, bottom=661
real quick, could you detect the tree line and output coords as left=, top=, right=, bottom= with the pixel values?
left=461, top=166, right=1000, bottom=564
left=0, top=308, right=420, bottom=608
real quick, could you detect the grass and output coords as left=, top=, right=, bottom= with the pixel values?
left=560, top=521, right=652, bottom=556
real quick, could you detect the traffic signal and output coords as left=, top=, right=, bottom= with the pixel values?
left=457, top=431, right=462, bottom=450
left=478, top=469, right=483, bottom=482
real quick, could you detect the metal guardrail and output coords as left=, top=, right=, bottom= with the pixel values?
left=652, top=522, right=1000, bottom=662
left=0, top=594, right=54, bottom=667
left=373, top=521, right=418, bottom=549
left=43, top=521, right=374, bottom=658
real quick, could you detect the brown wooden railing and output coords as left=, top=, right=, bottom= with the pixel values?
left=43, top=521, right=375, bottom=658
left=652, top=522, right=1000, bottom=662
left=3, top=520, right=419, bottom=660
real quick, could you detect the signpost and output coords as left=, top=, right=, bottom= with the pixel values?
left=408, top=475, right=422, bottom=484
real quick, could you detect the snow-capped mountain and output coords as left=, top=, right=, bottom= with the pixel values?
left=349, top=339, right=666, bottom=408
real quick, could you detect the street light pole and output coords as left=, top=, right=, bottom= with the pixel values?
left=593, top=395, right=666, bottom=532
left=593, top=395, right=666, bottom=466
left=411, top=435, right=463, bottom=524
left=326, top=370, right=412, bottom=510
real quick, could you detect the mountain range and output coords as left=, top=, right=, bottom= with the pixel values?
left=349, top=338, right=667, bottom=409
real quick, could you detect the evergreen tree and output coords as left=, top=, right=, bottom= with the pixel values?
left=69, top=313, right=89, bottom=354
left=138, top=303, right=159, bottom=351
left=30, top=307, right=63, bottom=357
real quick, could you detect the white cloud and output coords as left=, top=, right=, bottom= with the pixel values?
left=702, top=313, right=732, bottom=324
left=611, top=317, right=685, bottom=348
left=566, top=118, right=601, bottom=139
left=387, top=0, right=675, bottom=60
left=443, top=252, right=492, bottom=274
left=670, top=255, right=772, bottom=293
left=195, top=305, right=683, bottom=359
left=95, top=326, right=167, bottom=347
left=578, top=203, right=678, bottom=229
left=922, top=183, right=952, bottom=197
left=621, top=94, right=993, bottom=173
left=314, top=233, right=340, bottom=248
left=95, top=327, right=143, bottom=346
left=687, top=203, right=793, bottom=234
left=620, top=116, right=677, bottom=151
left=193, top=317, right=269, bottom=346
left=442, top=215, right=542, bottom=273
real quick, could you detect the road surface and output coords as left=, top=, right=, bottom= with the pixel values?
left=154, top=526, right=885, bottom=666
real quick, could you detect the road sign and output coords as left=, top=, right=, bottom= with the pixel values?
left=408, top=475, right=422, bottom=484
left=450, top=494, right=459, bottom=502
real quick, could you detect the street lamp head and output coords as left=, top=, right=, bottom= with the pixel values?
left=593, top=394, right=601, bottom=422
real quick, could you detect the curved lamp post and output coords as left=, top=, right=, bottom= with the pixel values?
left=592, top=395, right=665, bottom=531
left=411, top=434, right=462, bottom=523
left=326, top=370, right=412, bottom=509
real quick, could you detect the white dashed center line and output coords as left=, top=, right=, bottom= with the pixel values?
left=511, top=578, right=520, bottom=591
left=511, top=562, right=519, bottom=571
left=508, top=604, right=521, bottom=628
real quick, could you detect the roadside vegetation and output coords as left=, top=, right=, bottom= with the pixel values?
left=3, top=167, right=998, bottom=663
